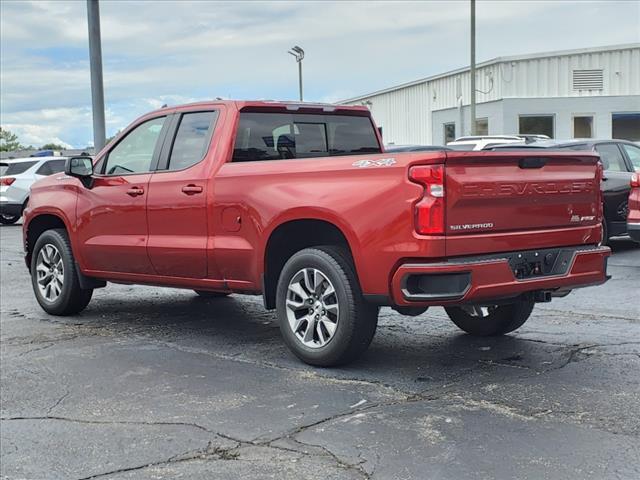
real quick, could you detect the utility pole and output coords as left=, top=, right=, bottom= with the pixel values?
left=470, top=0, right=476, bottom=135
left=87, top=0, right=106, bottom=151
left=288, top=46, right=304, bottom=101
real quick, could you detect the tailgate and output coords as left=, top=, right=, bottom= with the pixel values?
left=445, top=151, right=601, bottom=251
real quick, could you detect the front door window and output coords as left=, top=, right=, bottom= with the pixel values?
left=103, top=117, right=165, bottom=175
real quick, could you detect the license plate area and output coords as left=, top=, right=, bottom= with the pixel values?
left=505, top=248, right=575, bottom=280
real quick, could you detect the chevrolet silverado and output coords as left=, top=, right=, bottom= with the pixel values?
left=23, top=101, right=610, bottom=366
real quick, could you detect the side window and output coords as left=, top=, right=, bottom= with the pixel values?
left=167, top=111, right=218, bottom=171
left=595, top=144, right=626, bottom=172
left=103, top=117, right=165, bottom=175
left=622, top=144, right=640, bottom=172
left=36, top=159, right=66, bottom=175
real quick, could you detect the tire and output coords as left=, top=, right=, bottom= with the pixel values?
left=194, top=290, right=231, bottom=298
left=276, top=246, right=379, bottom=367
left=445, top=298, right=535, bottom=337
left=0, top=214, right=19, bottom=225
left=601, top=220, right=609, bottom=246
left=30, top=228, right=93, bottom=315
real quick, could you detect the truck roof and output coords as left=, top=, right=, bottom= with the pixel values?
left=148, top=100, right=370, bottom=115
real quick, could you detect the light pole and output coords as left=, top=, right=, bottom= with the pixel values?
left=87, top=0, right=106, bottom=151
left=470, top=0, right=476, bottom=135
left=288, top=46, right=304, bottom=101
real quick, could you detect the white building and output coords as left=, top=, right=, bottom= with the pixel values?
left=340, top=44, right=640, bottom=145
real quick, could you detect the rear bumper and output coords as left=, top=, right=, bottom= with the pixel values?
left=628, top=222, right=640, bottom=242
left=0, top=202, right=23, bottom=217
left=391, top=245, right=611, bottom=306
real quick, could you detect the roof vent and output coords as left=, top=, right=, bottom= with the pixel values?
left=573, top=69, right=603, bottom=90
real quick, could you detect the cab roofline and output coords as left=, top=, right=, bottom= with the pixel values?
left=145, top=99, right=369, bottom=116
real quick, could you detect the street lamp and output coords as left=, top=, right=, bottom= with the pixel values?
left=288, top=45, right=304, bottom=101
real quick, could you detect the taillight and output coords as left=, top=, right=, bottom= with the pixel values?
left=631, top=173, right=639, bottom=188
left=0, top=177, right=16, bottom=186
left=409, top=165, right=445, bottom=235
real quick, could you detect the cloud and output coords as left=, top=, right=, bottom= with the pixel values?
left=1, top=0, right=638, bottom=147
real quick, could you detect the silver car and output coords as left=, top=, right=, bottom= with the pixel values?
left=0, top=156, right=67, bottom=224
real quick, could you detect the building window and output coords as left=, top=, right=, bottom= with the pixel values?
left=519, top=115, right=554, bottom=138
left=573, top=116, right=593, bottom=138
left=475, top=118, right=488, bottom=136
left=612, top=113, right=640, bottom=142
left=444, top=123, right=455, bottom=144
left=572, top=69, right=604, bottom=91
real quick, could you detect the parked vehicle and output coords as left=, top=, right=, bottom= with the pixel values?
left=489, top=139, right=640, bottom=243
left=628, top=173, right=640, bottom=242
left=447, top=136, right=525, bottom=151
left=0, top=156, right=67, bottom=224
left=385, top=145, right=451, bottom=152
left=455, top=134, right=550, bottom=144
left=23, top=101, right=610, bottom=366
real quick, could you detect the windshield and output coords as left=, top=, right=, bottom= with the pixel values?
left=621, top=144, right=640, bottom=172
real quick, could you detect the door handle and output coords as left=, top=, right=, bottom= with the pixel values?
left=126, top=187, right=144, bottom=196
left=181, top=184, right=203, bottom=195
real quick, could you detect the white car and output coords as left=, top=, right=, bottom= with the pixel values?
left=447, top=135, right=526, bottom=151
left=0, top=156, right=67, bottom=224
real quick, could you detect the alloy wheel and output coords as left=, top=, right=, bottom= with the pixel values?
left=36, top=244, right=64, bottom=302
left=285, top=268, right=339, bottom=348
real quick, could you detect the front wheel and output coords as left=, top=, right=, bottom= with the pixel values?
left=445, top=298, right=535, bottom=336
left=0, top=214, right=20, bottom=225
left=276, top=246, right=379, bottom=367
left=31, top=229, right=93, bottom=315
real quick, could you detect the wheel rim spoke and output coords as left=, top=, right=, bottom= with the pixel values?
left=288, top=281, right=309, bottom=302
left=302, top=318, right=316, bottom=343
left=302, top=268, right=315, bottom=293
left=285, top=267, right=340, bottom=349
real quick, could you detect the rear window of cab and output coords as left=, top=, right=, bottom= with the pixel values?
left=232, top=112, right=381, bottom=162
left=1, top=161, right=38, bottom=176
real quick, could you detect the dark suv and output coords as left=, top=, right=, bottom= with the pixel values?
left=490, top=140, right=640, bottom=243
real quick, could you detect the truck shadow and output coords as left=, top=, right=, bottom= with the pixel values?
left=80, top=291, right=569, bottom=385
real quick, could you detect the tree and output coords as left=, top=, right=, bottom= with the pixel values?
left=0, top=127, right=24, bottom=152
left=40, top=143, right=67, bottom=150
left=105, top=130, right=121, bottom=145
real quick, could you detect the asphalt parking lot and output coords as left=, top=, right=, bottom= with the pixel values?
left=1, top=223, right=639, bottom=480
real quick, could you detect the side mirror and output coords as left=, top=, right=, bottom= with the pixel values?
left=65, top=156, right=94, bottom=188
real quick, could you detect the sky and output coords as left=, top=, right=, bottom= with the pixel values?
left=1, top=0, right=639, bottom=149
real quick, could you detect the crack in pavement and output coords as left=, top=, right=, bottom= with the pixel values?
left=75, top=440, right=241, bottom=480
left=45, top=390, right=70, bottom=415
left=535, top=307, right=640, bottom=323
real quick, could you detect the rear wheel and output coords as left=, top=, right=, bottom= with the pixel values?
left=276, top=246, right=378, bottom=367
left=445, top=298, right=535, bottom=336
left=31, top=229, right=93, bottom=315
left=194, top=290, right=231, bottom=298
left=0, top=214, right=19, bottom=225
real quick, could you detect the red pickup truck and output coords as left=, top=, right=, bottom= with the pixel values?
left=23, top=101, right=610, bottom=366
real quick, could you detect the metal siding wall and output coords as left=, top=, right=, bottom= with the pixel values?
left=343, top=47, right=639, bottom=145
left=345, top=82, right=431, bottom=145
